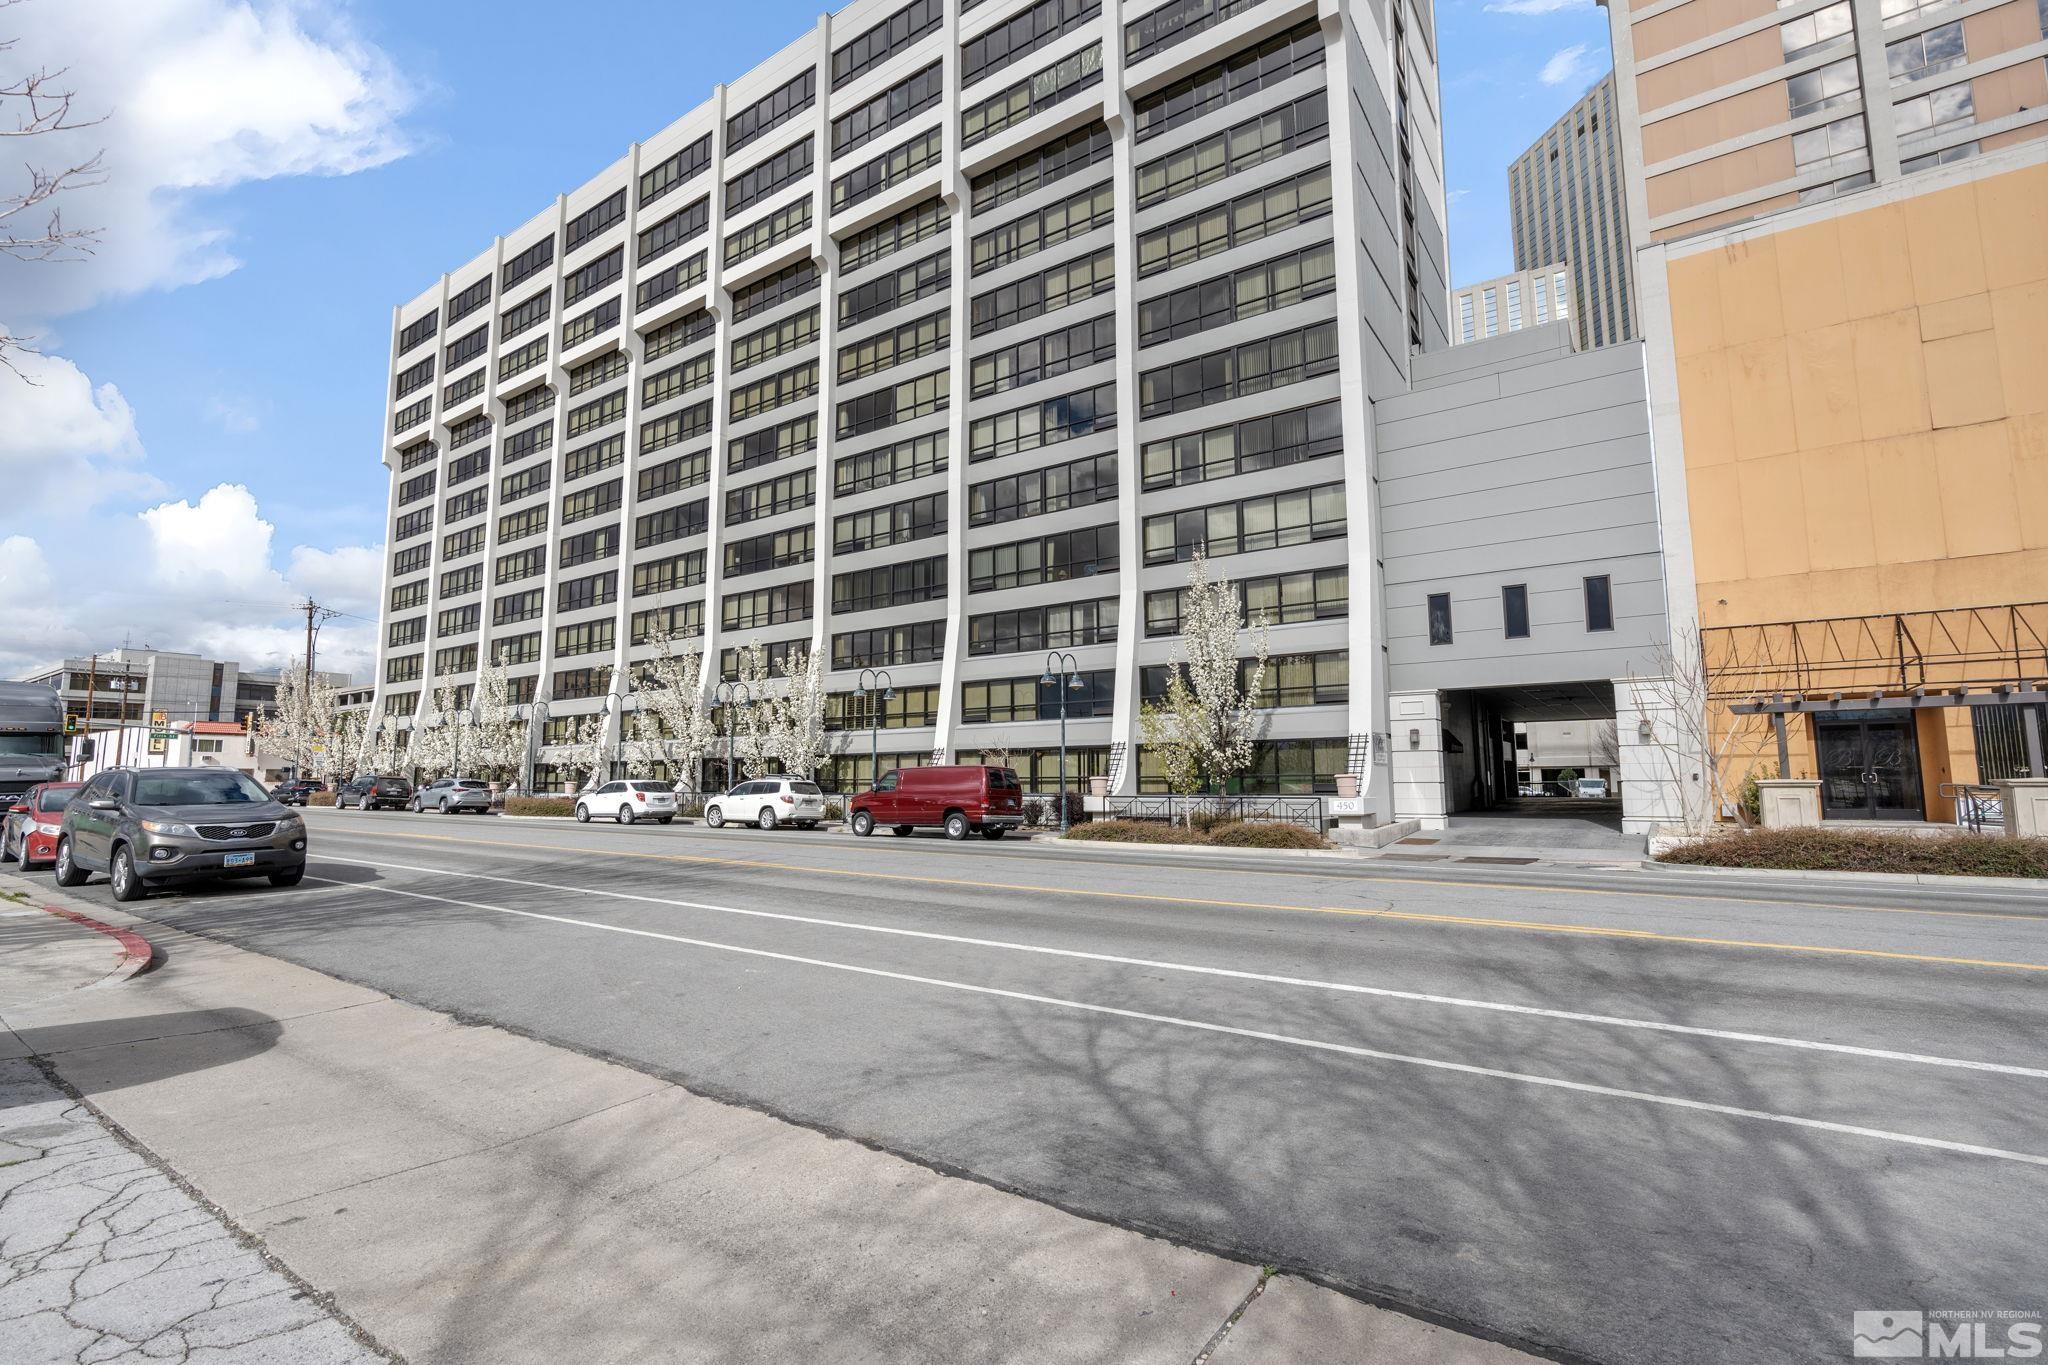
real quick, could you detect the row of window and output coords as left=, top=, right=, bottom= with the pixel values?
left=839, top=247, right=948, bottom=327
left=1135, top=90, right=1328, bottom=209
left=639, top=197, right=709, bottom=266
left=1425, top=578, right=1616, bottom=644
left=970, top=380, right=1115, bottom=462
left=971, top=313, right=1114, bottom=400
left=968, top=449, right=1115, bottom=527
left=969, top=524, right=1116, bottom=593
left=962, top=0, right=1098, bottom=88
left=1137, top=241, right=1335, bottom=348
left=833, top=126, right=943, bottom=212
left=1134, top=21, right=1321, bottom=143
left=1138, top=319, right=1338, bottom=418
left=833, top=61, right=942, bottom=157
left=971, top=181, right=1113, bottom=276
left=726, top=467, right=815, bottom=524
left=971, top=245, right=1114, bottom=336
left=1142, top=482, right=1344, bottom=565
left=840, top=310, right=947, bottom=382
left=962, top=42, right=1102, bottom=147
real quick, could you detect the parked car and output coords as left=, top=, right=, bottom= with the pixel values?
left=703, top=777, right=827, bottom=830
left=409, top=778, right=492, bottom=813
left=53, top=766, right=306, bottom=902
left=848, top=765, right=1024, bottom=841
left=1575, top=778, right=1611, bottom=799
left=337, top=774, right=413, bottom=811
left=575, top=780, right=677, bottom=825
left=2, top=781, right=82, bottom=870
left=270, top=779, right=323, bottom=806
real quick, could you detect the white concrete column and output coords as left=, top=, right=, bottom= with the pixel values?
left=1387, top=689, right=1448, bottom=829
left=1614, top=674, right=1702, bottom=835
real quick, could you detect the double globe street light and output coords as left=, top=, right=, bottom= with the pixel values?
left=1041, top=651, right=1086, bottom=832
left=713, top=681, right=750, bottom=794
left=854, top=668, right=894, bottom=793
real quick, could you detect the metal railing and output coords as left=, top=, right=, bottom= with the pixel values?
left=1097, top=794, right=1327, bottom=832
left=1939, top=782, right=2005, bottom=833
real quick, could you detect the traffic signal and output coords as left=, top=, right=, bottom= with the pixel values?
left=64, top=713, right=81, bottom=734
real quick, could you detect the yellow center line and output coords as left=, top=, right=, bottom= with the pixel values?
left=312, top=826, right=2048, bottom=973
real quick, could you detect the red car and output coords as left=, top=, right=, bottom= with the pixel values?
left=2, top=781, right=83, bottom=871
left=848, top=765, right=1024, bottom=841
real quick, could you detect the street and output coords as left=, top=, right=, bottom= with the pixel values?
left=34, top=808, right=2048, bottom=1365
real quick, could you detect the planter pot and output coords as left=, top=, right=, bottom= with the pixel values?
left=1088, top=776, right=1109, bottom=797
left=1334, top=773, right=1360, bottom=798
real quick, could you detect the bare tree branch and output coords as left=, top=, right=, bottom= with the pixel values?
left=2, top=0, right=108, bottom=377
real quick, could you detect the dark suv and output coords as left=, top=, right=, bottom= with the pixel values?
left=271, top=779, right=323, bottom=806
left=55, top=767, right=307, bottom=902
left=338, top=774, right=413, bottom=810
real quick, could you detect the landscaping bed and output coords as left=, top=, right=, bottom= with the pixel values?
left=1062, top=819, right=1331, bottom=851
left=501, top=796, right=578, bottom=818
left=1655, top=827, right=2048, bottom=878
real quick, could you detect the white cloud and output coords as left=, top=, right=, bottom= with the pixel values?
left=0, top=489, right=384, bottom=682
left=1485, top=0, right=1595, bottom=14
left=207, top=395, right=262, bottom=433
left=1540, top=43, right=1595, bottom=88
left=0, top=0, right=414, bottom=325
left=0, top=339, right=165, bottom=514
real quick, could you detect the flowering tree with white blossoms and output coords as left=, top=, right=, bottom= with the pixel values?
left=538, top=710, right=608, bottom=792
left=769, top=643, right=831, bottom=781
left=467, top=654, right=530, bottom=783
left=362, top=714, right=407, bottom=777
left=1138, top=551, right=1270, bottom=796
left=406, top=682, right=465, bottom=779
left=728, top=642, right=777, bottom=781
left=633, top=631, right=718, bottom=792
left=258, top=668, right=339, bottom=782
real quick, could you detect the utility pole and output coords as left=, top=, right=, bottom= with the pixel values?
left=295, top=599, right=341, bottom=785
left=79, top=654, right=97, bottom=778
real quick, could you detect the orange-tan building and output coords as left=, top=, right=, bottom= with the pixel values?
left=1599, top=0, right=2048, bottom=821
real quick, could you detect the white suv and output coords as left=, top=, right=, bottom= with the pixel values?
left=704, top=778, right=827, bottom=830
left=575, top=780, right=678, bottom=825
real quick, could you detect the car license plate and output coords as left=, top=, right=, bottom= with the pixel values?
left=223, top=852, right=255, bottom=868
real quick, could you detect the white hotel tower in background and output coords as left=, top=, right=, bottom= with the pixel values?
left=368, top=0, right=1451, bottom=803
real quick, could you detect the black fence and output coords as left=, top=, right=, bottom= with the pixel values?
left=1098, top=794, right=1326, bottom=832
left=1940, top=782, right=2005, bottom=833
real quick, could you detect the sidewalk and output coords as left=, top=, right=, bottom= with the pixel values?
left=0, top=871, right=1547, bottom=1365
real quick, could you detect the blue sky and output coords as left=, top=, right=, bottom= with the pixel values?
left=0, top=0, right=1612, bottom=681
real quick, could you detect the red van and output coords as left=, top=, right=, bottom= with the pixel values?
left=848, top=765, right=1024, bottom=840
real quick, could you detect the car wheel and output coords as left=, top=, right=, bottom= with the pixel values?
left=981, top=827, right=1008, bottom=840
left=53, top=837, right=87, bottom=887
left=110, top=846, right=148, bottom=903
left=851, top=811, right=874, bottom=837
left=705, top=805, right=724, bottom=829
left=892, top=825, right=913, bottom=838
left=439, top=798, right=453, bottom=814
left=618, top=806, right=635, bottom=825
left=269, top=868, right=304, bottom=888
left=944, top=812, right=970, bottom=841
left=757, top=807, right=777, bottom=831
left=575, top=803, right=591, bottom=823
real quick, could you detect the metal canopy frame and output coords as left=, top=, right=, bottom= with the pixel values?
left=1730, top=688, right=2048, bottom=779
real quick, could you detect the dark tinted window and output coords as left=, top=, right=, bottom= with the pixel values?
left=36, top=787, right=78, bottom=813
left=134, top=772, right=271, bottom=805
left=1584, top=575, right=1614, bottom=632
left=1427, top=593, right=1453, bottom=646
left=1503, top=584, right=1530, bottom=640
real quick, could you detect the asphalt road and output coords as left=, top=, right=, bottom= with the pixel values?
left=31, top=809, right=2048, bottom=1364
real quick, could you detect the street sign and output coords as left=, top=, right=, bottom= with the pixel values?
left=148, top=734, right=168, bottom=756
left=151, top=709, right=167, bottom=727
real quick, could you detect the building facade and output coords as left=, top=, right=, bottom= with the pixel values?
left=1602, top=0, right=2048, bottom=820
left=13, top=650, right=350, bottom=748
left=1448, top=263, right=1574, bottom=345
left=1508, top=70, right=1636, bottom=348
left=369, top=0, right=1457, bottom=805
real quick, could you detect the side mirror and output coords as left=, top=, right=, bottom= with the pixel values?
left=89, top=798, right=121, bottom=812
left=7, top=804, right=27, bottom=815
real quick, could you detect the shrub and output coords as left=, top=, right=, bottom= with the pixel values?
left=823, top=801, right=845, bottom=822
left=1737, top=767, right=1775, bottom=826
left=503, top=796, right=577, bottom=818
left=307, top=791, right=337, bottom=808
left=676, top=799, right=705, bottom=819
left=1022, top=798, right=1045, bottom=829
left=1657, top=827, right=2048, bottom=878
left=1053, top=789, right=1087, bottom=829
left=1061, top=819, right=1204, bottom=844
left=1203, top=821, right=1331, bottom=850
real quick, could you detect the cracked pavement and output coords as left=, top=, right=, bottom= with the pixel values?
left=0, top=1060, right=389, bottom=1365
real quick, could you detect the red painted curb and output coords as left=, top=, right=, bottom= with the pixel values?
left=38, top=905, right=155, bottom=984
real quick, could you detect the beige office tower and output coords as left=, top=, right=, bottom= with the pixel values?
left=1601, top=0, right=2048, bottom=822
left=1507, top=71, right=1636, bottom=347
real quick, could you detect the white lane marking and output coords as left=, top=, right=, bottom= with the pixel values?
left=309, top=856, right=2048, bottom=1081
left=299, top=872, right=2048, bottom=1169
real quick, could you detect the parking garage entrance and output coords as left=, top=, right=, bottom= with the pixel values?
left=1433, top=680, right=1627, bottom=838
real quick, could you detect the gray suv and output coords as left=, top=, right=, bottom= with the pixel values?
left=55, top=767, right=308, bottom=902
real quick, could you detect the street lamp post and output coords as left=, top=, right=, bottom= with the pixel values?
left=854, top=668, right=893, bottom=793
left=1041, top=651, right=1085, bottom=832
left=713, top=682, right=750, bottom=793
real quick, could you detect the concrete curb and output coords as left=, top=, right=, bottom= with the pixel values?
left=35, top=904, right=155, bottom=986
left=1036, top=837, right=1365, bottom=863
left=1637, top=859, right=2048, bottom=892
